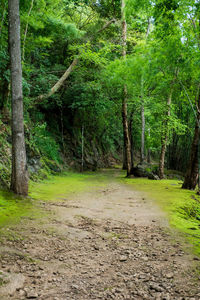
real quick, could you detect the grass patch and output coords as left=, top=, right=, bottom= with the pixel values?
left=122, top=177, right=200, bottom=255
left=29, top=171, right=107, bottom=202
left=0, top=189, right=37, bottom=228
left=0, top=171, right=107, bottom=230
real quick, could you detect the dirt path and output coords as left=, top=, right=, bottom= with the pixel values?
left=0, top=171, right=200, bottom=299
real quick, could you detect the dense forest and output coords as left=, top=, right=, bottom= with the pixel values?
left=1, top=0, right=200, bottom=194
left=2, top=1, right=200, bottom=299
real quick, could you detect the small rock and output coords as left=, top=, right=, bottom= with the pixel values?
left=71, top=284, right=79, bottom=290
left=149, top=283, right=164, bottom=292
left=119, top=256, right=128, bottom=262
left=193, top=257, right=200, bottom=261
left=26, top=290, right=38, bottom=298
left=94, top=245, right=100, bottom=251
left=142, top=257, right=149, bottom=261
left=165, top=272, right=174, bottom=279
left=19, top=289, right=26, bottom=297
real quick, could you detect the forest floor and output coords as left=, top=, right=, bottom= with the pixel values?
left=0, top=169, right=200, bottom=299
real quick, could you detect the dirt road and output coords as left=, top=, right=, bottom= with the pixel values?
left=0, top=172, right=199, bottom=299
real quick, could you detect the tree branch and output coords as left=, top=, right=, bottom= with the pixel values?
left=35, top=58, right=78, bottom=103
left=34, top=19, right=116, bottom=103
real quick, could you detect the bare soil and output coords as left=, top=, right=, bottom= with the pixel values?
left=0, top=171, right=200, bottom=300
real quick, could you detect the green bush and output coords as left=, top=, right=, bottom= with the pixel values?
left=30, top=123, right=61, bottom=163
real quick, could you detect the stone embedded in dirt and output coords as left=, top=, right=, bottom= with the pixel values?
left=19, top=289, right=26, bottom=297
left=193, top=257, right=200, bottom=261
left=93, top=245, right=100, bottom=250
left=149, top=283, right=164, bottom=292
left=71, top=284, right=79, bottom=290
left=119, top=255, right=128, bottom=262
left=26, top=290, right=38, bottom=298
left=142, top=256, right=149, bottom=261
left=165, top=272, right=174, bottom=279
left=0, top=272, right=25, bottom=297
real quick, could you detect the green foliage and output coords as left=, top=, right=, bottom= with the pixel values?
left=0, top=0, right=200, bottom=184
left=28, top=123, right=61, bottom=163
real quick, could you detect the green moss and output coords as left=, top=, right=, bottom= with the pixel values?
left=0, top=189, right=40, bottom=228
left=0, top=171, right=108, bottom=232
left=122, top=177, right=200, bottom=255
left=29, top=171, right=107, bottom=202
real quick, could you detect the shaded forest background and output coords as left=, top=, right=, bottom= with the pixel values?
left=0, top=0, right=199, bottom=188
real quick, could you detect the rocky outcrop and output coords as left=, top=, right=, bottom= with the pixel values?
left=133, top=162, right=160, bottom=180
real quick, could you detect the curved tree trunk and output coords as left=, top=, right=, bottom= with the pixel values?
left=8, top=0, right=28, bottom=195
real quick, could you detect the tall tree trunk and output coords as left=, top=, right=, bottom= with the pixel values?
left=140, top=102, right=145, bottom=163
left=121, top=0, right=132, bottom=177
left=147, top=149, right=151, bottom=163
left=129, top=110, right=134, bottom=172
left=81, top=125, right=84, bottom=172
left=158, top=88, right=173, bottom=179
left=8, top=0, right=28, bottom=196
left=147, top=128, right=151, bottom=163
left=182, top=94, right=200, bottom=190
left=122, top=144, right=127, bottom=170
left=140, top=76, right=145, bottom=163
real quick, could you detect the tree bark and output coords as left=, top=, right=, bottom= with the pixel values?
left=140, top=75, right=145, bottom=163
left=129, top=110, right=134, bottom=172
left=81, top=125, right=84, bottom=172
left=122, top=145, right=127, bottom=170
left=8, top=0, right=28, bottom=196
left=140, top=102, right=145, bottom=163
left=147, top=149, right=151, bottom=163
left=121, top=0, right=132, bottom=177
left=147, top=128, right=151, bottom=163
left=182, top=94, right=200, bottom=190
left=158, top=88, right=173, bottom=179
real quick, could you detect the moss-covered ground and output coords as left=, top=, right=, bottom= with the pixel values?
left=0, top=170, right=110, bottom=232
left=0, top=190, right=35, bottom=228
left=1, top=169, right=200, bottom=256
left=0, top=172, right=106, bottom=229
left=29, top=171, right=107, bottom=201
left=122, top=176, right=200, bottom=255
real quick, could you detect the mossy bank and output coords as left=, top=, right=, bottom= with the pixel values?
left=122, top=176, right=200, bottom=255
